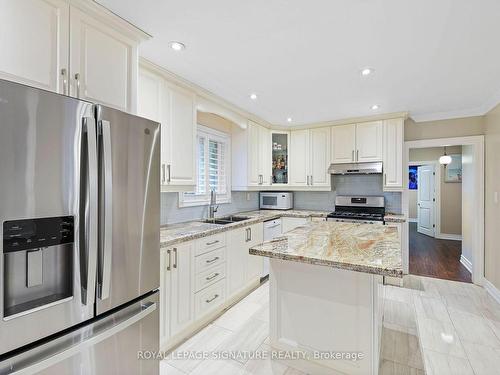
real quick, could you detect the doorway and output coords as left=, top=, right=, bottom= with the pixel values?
left=403, top=136, right=484, bottom=285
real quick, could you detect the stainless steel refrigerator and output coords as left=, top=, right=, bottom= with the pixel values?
left=0, top=79, right=160, bottom=374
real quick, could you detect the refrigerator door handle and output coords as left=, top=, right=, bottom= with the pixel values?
left=81, top=117, right=99, bottom=306
left=99, top=120, right=113, bottom=300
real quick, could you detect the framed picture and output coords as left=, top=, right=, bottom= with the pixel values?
left=409, top=166, right=418, bottom=190
left=445, top=154, right=462, bottom=182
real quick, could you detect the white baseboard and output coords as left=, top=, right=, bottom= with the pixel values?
left=460, top=255, right=472, bottom=273
left=436, top=233, right=462, bottom=241
left=408, top=218, right=418, bottom=223
left=484, top=279, right=500, bottom=305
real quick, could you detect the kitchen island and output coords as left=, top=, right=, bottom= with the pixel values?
left=250, top=221, right=402, bottom=375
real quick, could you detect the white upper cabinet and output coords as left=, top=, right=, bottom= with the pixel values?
left=165, top=84, right=196, bottom=187
left=232, top=120, right=271, bottom=189
left=247, top=122, right=262, bottom=186
left=0, top=0, right=69, bottom=93
left=383, top=118, right=404, bottom=191
left=289, top=129, right=310, bottom=186
left=289, top=127, right=331, bottom=188
left=0, top=0, right=146, bottom=113
left=331, top=121, right=383, bottom=163
left=138, top=65, right=196, bottom=190
left=331, top=124, right=356, bottom=164
left=309, top=127, right=331, bottom=186
left=69, top=6, right=139, bottom=112
left=355, top=121, right=383, bottom=162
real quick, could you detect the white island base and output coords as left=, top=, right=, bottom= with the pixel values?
left=269, top=259, right=385, bottom=375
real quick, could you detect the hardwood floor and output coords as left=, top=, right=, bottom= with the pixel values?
left=409, top=222, right=471, bottom=283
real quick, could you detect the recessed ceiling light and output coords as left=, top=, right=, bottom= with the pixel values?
left=169, top=41, right=186, bottom=51
left=287, top=117, right=292, bottom=123
left=361, top=67, right=374, bottom=76
left=371, top=104, right=379, bottom=110
left=250, top=93, right=257, bottom=100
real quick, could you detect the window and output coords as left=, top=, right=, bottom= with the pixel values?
left=179, top=125, right=231, bottom=207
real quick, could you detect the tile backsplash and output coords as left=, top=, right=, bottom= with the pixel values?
left=161, top=192, right=259, bottom=225
left=161, top=174, right=402, bottom=225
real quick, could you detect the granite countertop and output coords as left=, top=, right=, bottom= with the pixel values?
left=160, top=209, right=331, bottom=248
left=249, top=221, right=403, bottom=277
left=383, top=213, right=406, bottom=223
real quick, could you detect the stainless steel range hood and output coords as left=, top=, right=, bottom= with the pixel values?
left=328, top=161, right=383, bottom=175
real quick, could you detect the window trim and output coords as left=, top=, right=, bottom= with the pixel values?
left=178, top=125, right=231, bottom=207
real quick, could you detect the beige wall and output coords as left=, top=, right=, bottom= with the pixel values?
left=197, top=111, right=234, bottom=133
left=405, top=116, right=484, bottom=141
left=409, top=146, right=462, bottom=235
left=485, top=103, right=500, bottom=288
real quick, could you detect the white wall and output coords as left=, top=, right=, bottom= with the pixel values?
left=461, top=145, right=474, bottom=265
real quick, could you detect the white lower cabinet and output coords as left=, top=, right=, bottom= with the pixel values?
left=161, top=223, right=264, bottom=350
left=227, top=223, right=264, bottom=295
left=160, top=242, right=194, bottom=348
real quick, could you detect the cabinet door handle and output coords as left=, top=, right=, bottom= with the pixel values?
left=206, top=256, right=219, bottom=264
left=166, top=249, right=171, bottom=271
left=310, top=175, right=313, bottom=186
left=248, top=227, right=252, bottom=241
left=352, top=150, right=354, bottom=161
left=61, top=68, right=68, bottom=95
left=161, top=164, right=166, bottom=184
left=167, top=164, right=171, bottom=183
left=270, top=176, right=273, bottom=185
left=173, top=248, right=178, bottom=268
left=205, top=294, right=219, bottom=303
left=206, top=272, right=219, bottom=281
left=356, top=150, right=359, bottom=161
left=74, top=73, right=81, bottom=98
left=206, top=240, right=219, bottom=245
left=384, top=173, right=387, bottom=185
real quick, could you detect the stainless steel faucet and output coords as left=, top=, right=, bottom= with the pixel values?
left=208, top=189, right=218, bottom=219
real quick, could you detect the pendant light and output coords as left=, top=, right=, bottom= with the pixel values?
left=439, top=146, right=452, bottom=166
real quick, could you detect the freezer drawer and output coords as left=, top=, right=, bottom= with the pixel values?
left=0, top=291, right=159, bottom=375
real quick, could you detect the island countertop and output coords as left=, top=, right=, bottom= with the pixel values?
left=249, top=221, right=403, bottom=277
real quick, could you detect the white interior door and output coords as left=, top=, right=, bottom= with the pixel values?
left=417, top=165, right=435, bottom=237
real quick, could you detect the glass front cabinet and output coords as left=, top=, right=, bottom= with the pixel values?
left=271, top=131, right=289, bottom=185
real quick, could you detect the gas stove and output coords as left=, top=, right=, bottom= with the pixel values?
left=327, top=196, right=385, bottom=225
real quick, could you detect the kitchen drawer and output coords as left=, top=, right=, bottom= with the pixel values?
left=195, top=233, right=226, bottom=256
left=195, top=263, right=225, bottom=292
left=195, top=279, right=226, bottom=318
left=195, top=247, right=225, bottom=274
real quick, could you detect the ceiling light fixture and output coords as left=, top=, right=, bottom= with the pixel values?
left=287, top=117, right=292, bottom=123
left=439, top=146, right=452, bottom=166
left=371, top=104, right=379, bottom=110
left=169, top=41, right=186, bottom=51
left=361, top=67, right=374, bottom=76
left=250, top=93, right=257, bottom=100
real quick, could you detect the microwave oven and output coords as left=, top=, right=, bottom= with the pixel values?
left=259, top=192, right=293, bottom=210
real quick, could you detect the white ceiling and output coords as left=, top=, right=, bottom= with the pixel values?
left=98, top=0, right=500, bottom=125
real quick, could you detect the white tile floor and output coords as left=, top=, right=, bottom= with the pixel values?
left=160, top=275, right=500, bottom=375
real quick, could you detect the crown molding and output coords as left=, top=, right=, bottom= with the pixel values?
left=75, top=0, right=151, bottom=41
left=140, top=58, right=273, bottom=129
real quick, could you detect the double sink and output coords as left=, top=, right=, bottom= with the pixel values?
left=200, top=215, right=250, bottom=225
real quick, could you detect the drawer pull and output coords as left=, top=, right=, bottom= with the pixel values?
left=206, top=240, right=219, bottom=246
left=205, top=294, right=219, bottom=303
left=206, top=273, right=219, bottom=281
left=206, top=256, right=219, bottom=264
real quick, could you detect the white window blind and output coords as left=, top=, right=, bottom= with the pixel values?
left=180, top=126, right=231, bottom=206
